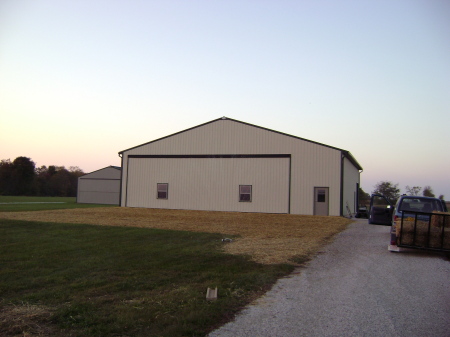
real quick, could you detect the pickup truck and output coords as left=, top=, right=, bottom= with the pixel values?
left=368, top=194, right=449, bottom=252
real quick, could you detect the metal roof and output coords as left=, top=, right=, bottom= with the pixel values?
left=118, top=117, right=363, bottom=171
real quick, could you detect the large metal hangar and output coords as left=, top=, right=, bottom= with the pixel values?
left=118, top=117, right=363, bottom=216
left=77, top=166, right=121, bottom=205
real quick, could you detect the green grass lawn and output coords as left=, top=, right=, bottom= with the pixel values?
left=0, top=196, right=115, bottom=212
left=0, top=219, right=294, bottom=336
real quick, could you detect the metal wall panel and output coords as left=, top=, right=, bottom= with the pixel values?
left=77, top=191, right=120, bottom=205
left=77, top=167, right=121, bottom=205
left=126, top=157, right=290, bottom=213
left=342, top=156, right=360, bottom=215
left=79, top=179, right=120, bottom=193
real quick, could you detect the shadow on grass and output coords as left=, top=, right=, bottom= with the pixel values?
left=0, top=219, right=294, bottom=336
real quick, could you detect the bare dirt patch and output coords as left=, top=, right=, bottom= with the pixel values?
left=0, top=207, right=352, bottom=264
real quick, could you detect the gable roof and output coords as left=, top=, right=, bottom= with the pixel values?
left=80, top=165, right=121, bottom=178
left=119, top=117, right=363, bottom=171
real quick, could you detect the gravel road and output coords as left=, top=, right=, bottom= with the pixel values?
left=209, top=219, right=450, bottom=337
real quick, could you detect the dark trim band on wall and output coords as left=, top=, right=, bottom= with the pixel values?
left=340, top=153, right=344, bottom=216
left=79, top=178, right=121, bottom=181
left=125, top=156, right=130, bottom=207
left=128, top=154, right=291, bottom=159
left=356, top=182, right=359, bottom=212
left=119, top=155, right=123, bottom=207
left=288, top=157, right=291, bottom=214
left=119, top=156, right=123, bottom=206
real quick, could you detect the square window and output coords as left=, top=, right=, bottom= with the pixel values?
left=157, top=183, right=168, bottom=199
left=317, top=189, right=326, bottom=202
left=239, top=185, right=252, bottom=202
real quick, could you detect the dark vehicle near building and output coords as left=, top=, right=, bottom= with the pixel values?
left=368, top=194, right=449, bottom=252
left=355, top=206, right=369, bottom=218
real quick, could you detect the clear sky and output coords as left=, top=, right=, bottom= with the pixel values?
left=1, top=0, right=449, bottom=198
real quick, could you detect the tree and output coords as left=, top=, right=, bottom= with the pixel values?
left=358, top=187, right=370, bottom=207
left=0, top=158, right=85, bottom=197
left=49, top=168, right=72, bottom=196
left=0, top=159, right=14, bottom=195
left=372, top=181, right=400, bottom=205
left=45, top=166, right=84, bottom=197
left=69, top=166, right=84, bottom=176
left=34, top=165, right=57, bottom=196
left=422, top=186, right=435, bottom=197
left=405, top=185, right=422, bottom=196
left=11, top=157, right=36, bottom=195
left=68, top=166, right=84, bottom=197
left=438, top=195, right=445, bottom=200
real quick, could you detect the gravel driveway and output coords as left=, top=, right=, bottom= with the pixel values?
left=209, top=219, right=450, bottom=337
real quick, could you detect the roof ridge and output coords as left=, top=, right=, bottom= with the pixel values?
left=117, top=117, right=362, bottom=170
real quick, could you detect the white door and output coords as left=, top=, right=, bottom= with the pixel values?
left=314, top=187, right=329, bottom=216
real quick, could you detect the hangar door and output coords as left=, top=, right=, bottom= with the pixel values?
left=125, top=155, right=291, bottom=213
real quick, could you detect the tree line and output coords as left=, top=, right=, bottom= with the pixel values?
left=0, top=156, right=85, bottom=197
left=359, top=181, right=445, bottom=207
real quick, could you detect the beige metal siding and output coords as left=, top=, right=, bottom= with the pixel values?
left=77, top=167, right=121, bottom=205
left=126, top=157, right=290, bottom=213
left=124, top=120, right=309, bottom=156
left=290, top=149, right=341, bottom=216
left=120, top=119, right=357, bottom=215
left=77, top=183, right=120, bottom=205
left=342, top=156, right=360, bottom=215
left=343, top=158, right=360, bottom=214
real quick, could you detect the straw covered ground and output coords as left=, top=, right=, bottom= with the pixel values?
left=0, top=207, right=352, bottom=264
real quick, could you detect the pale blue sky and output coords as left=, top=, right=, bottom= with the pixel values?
left=1, top=0, right=449, bottom=197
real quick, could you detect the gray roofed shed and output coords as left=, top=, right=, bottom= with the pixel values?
left=77, top=166, right=121, bottom=205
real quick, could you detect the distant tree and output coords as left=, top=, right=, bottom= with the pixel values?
left=45, top=166, right=84, bottom=197
left=68, top=166, right=84, bottom=196
left=358, top=187, right=370, bottom=207
left=69, top=166, right=83, bottom=175
left=0, top=158, right=85, bottom=197
left=438, top=195, right=445, bottom=200
left=48, top=165, right=57, bottom=176
left=422, top=186, right=435, bottom=198
left=34, top=165, right=55, bottom=196
left=373, top=181, right=400, bottom=205
left=11, top=157, right=36, bottom=195
left=0, top=159, right=14, bottom=195
left=49, top=167, right=72, bottom=196
left=405, top=185, right=422, bottom=196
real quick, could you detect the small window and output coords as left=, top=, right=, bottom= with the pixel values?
left=157, top=183, right=168, bottom=199
left=239, top=185, right=252, bottom=202
left=317, top=189, right=326, bottom=202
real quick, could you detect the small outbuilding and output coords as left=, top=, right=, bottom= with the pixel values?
left=118, top=117, right=363, bottom=216
left=77, top=166, right=121, bottom=205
